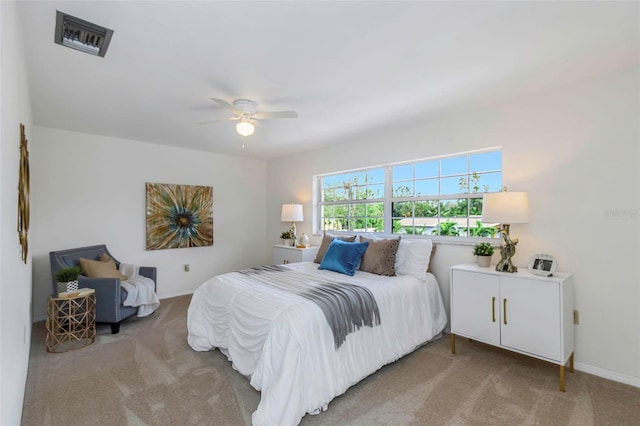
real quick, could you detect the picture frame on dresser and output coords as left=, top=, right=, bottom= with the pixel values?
left=529, top=253, right=557, bottom=276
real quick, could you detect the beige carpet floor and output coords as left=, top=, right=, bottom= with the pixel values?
left=22, top=295, right=639, bottom=425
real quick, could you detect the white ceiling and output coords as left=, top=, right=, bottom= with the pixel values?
left=17, top=1, right=638, bottom=159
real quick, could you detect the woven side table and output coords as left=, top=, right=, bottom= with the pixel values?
left=46, top=289, right=96, bottom=353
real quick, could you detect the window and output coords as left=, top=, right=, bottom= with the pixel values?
left=318, top=168, right=386, bottom=233
left=316, top=149, right=502, bottom=239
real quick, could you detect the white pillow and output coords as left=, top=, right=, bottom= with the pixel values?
left=395, top=239, right=433, bottom=280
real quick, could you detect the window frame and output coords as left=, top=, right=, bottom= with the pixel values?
left=313, top=148, right=503, bottom=243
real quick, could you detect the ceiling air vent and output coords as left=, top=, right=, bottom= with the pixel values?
left=54, top=11, right=113, bottom=57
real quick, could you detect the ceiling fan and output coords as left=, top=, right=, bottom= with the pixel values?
left=199, top=98, right=298, bottom=136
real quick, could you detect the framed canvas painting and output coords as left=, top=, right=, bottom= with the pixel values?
left=146, top=183, right=213, bottom=250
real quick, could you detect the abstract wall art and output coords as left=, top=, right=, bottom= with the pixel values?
left=145, top=183, right=213, bottom=250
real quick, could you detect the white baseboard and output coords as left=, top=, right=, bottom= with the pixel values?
left=159, top=290, right=194, bottom=300
left=575, top=362, right=640, bottom=388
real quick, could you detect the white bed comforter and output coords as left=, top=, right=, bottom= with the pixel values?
left=187, top=262, right=447, bottom=426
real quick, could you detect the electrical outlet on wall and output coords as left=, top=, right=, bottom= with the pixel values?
left=573, top=309, right=580, bottom=325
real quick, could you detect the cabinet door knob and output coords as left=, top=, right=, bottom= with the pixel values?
left=283, top=259, right=289, bottom=264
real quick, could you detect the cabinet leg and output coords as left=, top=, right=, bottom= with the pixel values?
left=569, top=352, right=574, bottom=373
left=450, top=333, right=456, bottom=354
left=559, top=352, right=575, bottom=392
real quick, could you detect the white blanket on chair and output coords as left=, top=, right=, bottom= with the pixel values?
left=119, top=263, right=160, bottom=317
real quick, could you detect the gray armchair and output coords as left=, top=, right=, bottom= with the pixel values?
left=49, top=244, right=157, bottom=334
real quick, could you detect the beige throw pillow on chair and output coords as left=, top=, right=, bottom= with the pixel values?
left=79, top=256, right=127, bottom=280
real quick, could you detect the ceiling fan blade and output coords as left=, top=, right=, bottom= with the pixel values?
left=210, top=98, right=239, bottom=113
left=255, top=110, right=298, bottom=120
left=197, top=116, right=240, bottom=125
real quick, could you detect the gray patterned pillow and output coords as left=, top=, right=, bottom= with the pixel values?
left=359, top=236, right=401, bottom=276
left=313, top=232, right=357, bottom=263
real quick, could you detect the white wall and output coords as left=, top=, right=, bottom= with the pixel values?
left=31, top=128, right=269, bottom=321
left=0, top=2, right=34, bottom=424
left=266, top=66, right=639, bottom=385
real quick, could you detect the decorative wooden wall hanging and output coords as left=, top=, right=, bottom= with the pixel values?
left=18, top=123, right=30, bottom=263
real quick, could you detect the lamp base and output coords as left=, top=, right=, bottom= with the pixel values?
left=495, top=227, right=519, bottom=273
left=496, top=259, right=518, bottom=273
left=290, top=222, right=297, bottom=247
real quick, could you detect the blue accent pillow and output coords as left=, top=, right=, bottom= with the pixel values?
left=318, top=239, right=369, bottom=276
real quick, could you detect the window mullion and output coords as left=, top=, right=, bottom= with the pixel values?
left=384, top=166, right=393, bottom=233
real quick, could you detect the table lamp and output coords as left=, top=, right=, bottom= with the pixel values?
left=481, top=188, right=530, bottom=273
left=281, top=203, right=303, bottom=247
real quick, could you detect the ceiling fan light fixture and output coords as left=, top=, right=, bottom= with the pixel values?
left=236, top=120, right=255, bottom=137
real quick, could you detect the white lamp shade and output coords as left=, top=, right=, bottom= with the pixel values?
left=481, top=191, right=530, bottom=224
left=236, top=121, right=255, bottom=136
left=281, top=204, right=303, bottom=222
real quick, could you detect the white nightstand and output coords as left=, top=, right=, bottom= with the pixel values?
left=450, top=263, right=575, bottom=391
left=272, top=245, right=319, bottom=265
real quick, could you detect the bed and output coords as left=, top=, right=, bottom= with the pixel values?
left=187, top=237, right=447, bottom=426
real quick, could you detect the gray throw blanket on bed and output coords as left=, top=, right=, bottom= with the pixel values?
left=237, top=265, right=381, bottom=349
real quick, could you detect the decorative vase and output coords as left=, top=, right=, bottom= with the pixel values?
left=299, top=233, right=309, bottom=248
left=476, top=255, right=491, bottom=268
left=57, top=280, right=79, bottom=294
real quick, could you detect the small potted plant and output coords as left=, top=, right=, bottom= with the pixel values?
left=54, top=266, right=83, bottom=294
left=472, top=242, right=495, bottom=267
left=280, top=230, right=294, bottom=246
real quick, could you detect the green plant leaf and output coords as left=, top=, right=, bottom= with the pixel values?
left=54, top=266, right=82, bottom=282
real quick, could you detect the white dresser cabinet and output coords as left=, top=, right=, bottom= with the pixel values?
left=450, top=263, right=574, bottom=391
left=272, top=245, right=318, bottom=265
